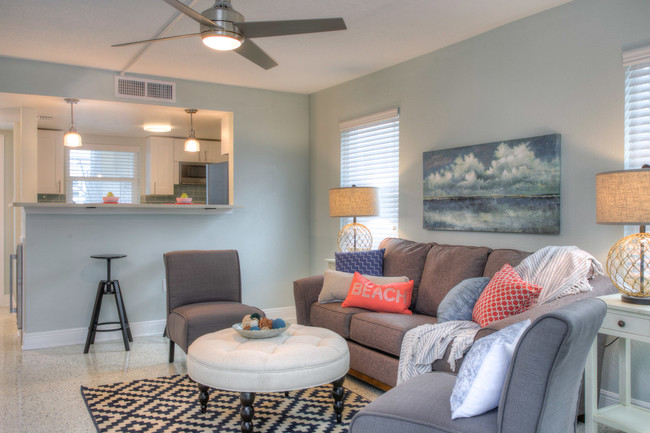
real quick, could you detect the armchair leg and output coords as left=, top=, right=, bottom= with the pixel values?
left=169, top=340, right=175, bottom=363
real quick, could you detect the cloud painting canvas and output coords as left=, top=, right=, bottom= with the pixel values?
left=423, top=134, right=561, bottom=234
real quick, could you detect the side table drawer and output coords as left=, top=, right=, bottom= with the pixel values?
left=601, top=312, right=650, bottom=337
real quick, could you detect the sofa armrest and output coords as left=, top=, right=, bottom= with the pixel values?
left=475, top=274, right=617, bottom=339
left=293, top=275, right=325, bottom=326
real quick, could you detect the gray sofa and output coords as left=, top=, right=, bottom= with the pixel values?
left=349, top=298, right=608, bottom=433
left=293, top=238, right=616, bottom=389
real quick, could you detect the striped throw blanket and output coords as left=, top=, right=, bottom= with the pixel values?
left=514, top=246, right=604, bottom=305
left=397, top=320, right=480, bottom=385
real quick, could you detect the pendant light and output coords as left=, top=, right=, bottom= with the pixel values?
left=184, top=109, right=200, bottom=152
left=63, top=98, right=82, bottom=147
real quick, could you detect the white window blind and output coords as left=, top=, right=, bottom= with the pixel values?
left=66, top=145, right=140, bottom=204
left=340, top=109, right=399, bottom=247
left=624, top=56, right=650, bottom=169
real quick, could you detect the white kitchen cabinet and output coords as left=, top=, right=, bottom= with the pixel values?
left=146, top=137, right=174, bottom=195
left=173, top=139, right=224, bottom=163
left=37, top=130, right=65, bottom=194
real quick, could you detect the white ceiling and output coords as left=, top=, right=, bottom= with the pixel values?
left=0, top=0, right=572, bottom=95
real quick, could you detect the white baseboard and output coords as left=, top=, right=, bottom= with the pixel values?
left=22, top=319, right=166, bottom=350
left=262, top=306, right=297, bottom=324
left=599, top=389, right=650, bottom=410
left=21, top=306, right=297, bottom=350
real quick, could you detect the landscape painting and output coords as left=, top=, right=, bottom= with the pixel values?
left=423, top=134, right=561, bottom=234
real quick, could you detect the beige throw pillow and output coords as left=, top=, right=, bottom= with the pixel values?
left=318, top=269, right=409, bottom=303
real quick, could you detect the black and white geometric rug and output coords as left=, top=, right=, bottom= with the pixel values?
left=81, top=374, right=370, bottom=433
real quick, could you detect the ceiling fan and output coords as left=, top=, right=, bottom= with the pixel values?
left=113, top=0, right=347, bottom=70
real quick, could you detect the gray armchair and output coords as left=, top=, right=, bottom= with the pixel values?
left=164, top=250, right=263, bottom=362
left=349, top=298, right=607, bottom=433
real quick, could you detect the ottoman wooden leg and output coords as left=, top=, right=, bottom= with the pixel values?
left=332, top=377, right=345, bottom=423
left=198, top=384, right=210, bottom=414
left=240, top=392, right=255, bottom=433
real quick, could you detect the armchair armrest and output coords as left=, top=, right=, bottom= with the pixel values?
left=293, top=275, right=325, bottom=325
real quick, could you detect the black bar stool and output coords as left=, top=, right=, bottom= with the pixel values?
left=84, top=254, right=133, bottom=353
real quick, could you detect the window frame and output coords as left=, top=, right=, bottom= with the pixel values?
left=339, top=108, right=400, bottom=248
left=65, top=143, right=141, bottom=204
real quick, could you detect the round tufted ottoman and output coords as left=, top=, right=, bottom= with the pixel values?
left=187, top=324, right=350, bottom=433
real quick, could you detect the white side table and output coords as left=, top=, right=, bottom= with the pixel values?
left=585, top=294, right=650, bottom=433
left=325, top=258, right=336, bottom=270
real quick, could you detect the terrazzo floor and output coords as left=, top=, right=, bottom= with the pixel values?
left=0, top=309, right=622, bottom=432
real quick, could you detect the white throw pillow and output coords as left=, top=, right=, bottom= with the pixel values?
left=318, top=269, right=408, bottom=303
left=449, top=319, right=531, bottom=419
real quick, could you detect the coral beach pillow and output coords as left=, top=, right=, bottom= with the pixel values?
left=472, top=264, right=542, bottom=327
left=342, top=272, right=414, bottom=315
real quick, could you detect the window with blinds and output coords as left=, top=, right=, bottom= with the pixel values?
left=66, top=145, right=140, bottom=204
left=340, top=108, right=399, bottom=247
left=624, top=46, right=650, bottom=169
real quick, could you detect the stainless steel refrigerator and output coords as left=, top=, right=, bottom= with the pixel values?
left=207, top=162, right=229, bottom=205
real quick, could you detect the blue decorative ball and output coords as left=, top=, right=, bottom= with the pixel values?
left=250, top=326, right=260, bottom=331
left=272, top=318, right=286, bottom=329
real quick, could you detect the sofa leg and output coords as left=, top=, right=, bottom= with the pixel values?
left=169, top=340, right=175, bottom=363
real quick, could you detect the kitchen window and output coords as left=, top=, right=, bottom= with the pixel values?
left=340, top=108, right=400, bottom=247
left=66, top=145, right=140, bottom=204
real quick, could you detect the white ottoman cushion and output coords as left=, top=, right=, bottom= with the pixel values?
left=187, top=324, right=350, bottom=393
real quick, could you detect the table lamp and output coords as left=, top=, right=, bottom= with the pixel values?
left=596, top=167, right=650, bottom=304
left=329, top=186, right=379, bottom=252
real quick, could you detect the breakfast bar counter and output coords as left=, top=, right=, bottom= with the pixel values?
left=12, top=202, right=238, bottom=215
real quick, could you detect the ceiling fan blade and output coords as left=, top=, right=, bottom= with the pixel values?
left=235, top=18, right=346, bottom=39
left=112, top=33, right=200, bottom=47
left=234, top=40, right=278, bottom=70
left=162, top=0, right=222, bottom=29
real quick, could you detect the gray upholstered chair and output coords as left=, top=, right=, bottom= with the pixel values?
left=164, top=250, right=263, bottom=362
left=349, top=298, right=607, bottom=433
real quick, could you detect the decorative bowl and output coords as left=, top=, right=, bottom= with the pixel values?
left=232, top=323, right=288, bottom=339
left=102, top=196, right=119, bottom=203
left=176, top=197, right=193, bottom=204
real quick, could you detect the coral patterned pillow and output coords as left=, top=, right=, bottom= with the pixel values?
left=342, top=272, right=414, bottom=315
left=472, top=264, right=542, bottom=327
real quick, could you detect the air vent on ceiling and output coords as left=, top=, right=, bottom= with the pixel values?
left=114, top=76, right=176, bottom=103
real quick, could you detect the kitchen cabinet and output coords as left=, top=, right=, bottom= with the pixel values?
left=146, top=137, right=174, bottom=195
left=37, top=130, right=65, bottom=194
left=173, top=139, right=224, bottom=163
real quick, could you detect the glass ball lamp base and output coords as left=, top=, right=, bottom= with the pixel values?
left=337, top=223, right=373, bottom=252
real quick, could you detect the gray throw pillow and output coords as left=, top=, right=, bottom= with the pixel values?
left=437, top=277, right=490, bottom=322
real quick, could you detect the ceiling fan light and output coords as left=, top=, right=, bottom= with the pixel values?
left=64, top=130, right=82, bottom=147
left=184, top=138, right=200, bottom=152
left=202, top=34, right=242, bottom=51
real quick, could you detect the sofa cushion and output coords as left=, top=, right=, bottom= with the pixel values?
left=415, top=244, right=492, bottom=316
left=318, top=269, right=408, bottom=303
left=483, top=249, right=531, bottom=277
left=335, top=249, right=385, bottom=276
left=379, top=238, right=433, bottom=288
left=349, top=312, right=438, bottom=357
left=310, top=302, right=367, bottom=338
left=342, top=272, right=414, bottom=315
left=472, top=264, right=542, bottom=327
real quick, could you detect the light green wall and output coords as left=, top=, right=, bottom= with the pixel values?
left=0, top=56, right=310, bottom=332
left=308, top=0, right=650, bottom=403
